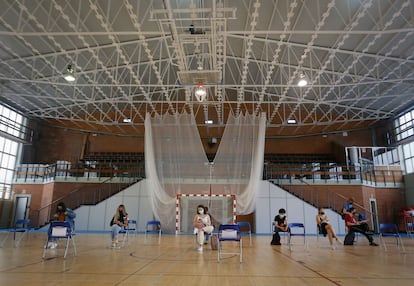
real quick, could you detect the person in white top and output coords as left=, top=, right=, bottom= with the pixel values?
left=193, top=204, right=214, bottom=252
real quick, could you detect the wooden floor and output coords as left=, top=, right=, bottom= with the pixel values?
left=1, top=232, right=414, bottom=286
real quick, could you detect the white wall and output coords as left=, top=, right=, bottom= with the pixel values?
left=255, top=181, right=346, bottom=235
left=73, top=179, right=346, bottom=235
left=75, top=179, right=154, bottom=232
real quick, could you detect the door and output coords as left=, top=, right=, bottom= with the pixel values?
left=369, top=198, right=379, bottom=233
left=13, top=194, right=31, bottom=224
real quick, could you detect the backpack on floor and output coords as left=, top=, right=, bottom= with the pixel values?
left=210, top=234, right=218, bottom=250
left=344, top=232, right=355, bottom=245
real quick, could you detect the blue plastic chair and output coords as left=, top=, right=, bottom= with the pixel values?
left=125, top=219, right=137, bottom=237
left=379, top=223, right=405, bottom=252
left=42, top=221, right=76, bottom=259
left=405, top=217, right=414, bottom=238
left=217, top=224, right=242, bottom=263
left=237, top=221, right=252, bottom=246
left=0, top=219, right=31, bottom=248
left=145, top=220, right=161, bottom=244
left=118, top=219, right=137, bottom=246
left=287, top=223, right=306, bottom=251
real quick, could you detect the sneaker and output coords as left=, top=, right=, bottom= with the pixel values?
left=335, top=237, right=343, bottom=244
left=331, top=245, right=336, bottom=250
left=370, top=242, right=378, bottom=246
left=50, top=242, right=58, bottom=249
left=197, top=246, right=203, bottom=252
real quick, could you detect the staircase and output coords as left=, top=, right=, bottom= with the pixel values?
left=30, top=177, right=140, bottom=228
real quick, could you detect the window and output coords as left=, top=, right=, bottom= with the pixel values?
left=394, top=111, right=414, bottom=142
left=0, top=105, right=23, bottom=200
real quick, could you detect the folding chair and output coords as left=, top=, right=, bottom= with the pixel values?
left=217, top=224, right=242, bottom=263
left=379, top=223, right=405, bottom=252
left=118, top=219, right=137, bottom=247
left=0, top=219, right=31, bottom=248
left=42, top=221, right=76, bottom=259
left=287, top=223, right=306, bottom=251
left=145, top=220, right=161, bottom=244
left=405, top=216, right=414, bottom=238
left=237, top=221, right=252, bottom=246
left=125, top=219, right=137, bottom=237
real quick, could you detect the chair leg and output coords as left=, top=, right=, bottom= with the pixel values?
left=121, top=232, right=128, bottom=247
left=240, top=239, right=243, bottom=263
left=42, top=238, right=49, bottom=258
left=72, top=237, right=77, bottom=256
left=0, top=232, right=10, bottom=248
left=217, top=240, right=220, bottom=262
left=63, top=238, right=70, bottom=259
left=14, top=231, right=28, bottom=248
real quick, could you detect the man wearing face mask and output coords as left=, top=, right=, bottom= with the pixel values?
left=193, top=204, right=214, bottom=252
left=271, top=208, right=288, bottom=245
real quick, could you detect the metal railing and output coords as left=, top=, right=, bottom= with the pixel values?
left=14, top=161, right=145, bottom=183
left=30, top=176, right=140, bottom=228
left=263, top=164, right=403, bottom=187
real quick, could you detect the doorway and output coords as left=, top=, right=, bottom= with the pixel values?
left=13, top=194, right=31, bottom=225
left=369, top=198, right=379, bottom=233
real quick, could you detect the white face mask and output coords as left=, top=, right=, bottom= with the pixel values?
left=279, top=214, right=285, bottom=218
left=198, top=209, right=204, bottom=214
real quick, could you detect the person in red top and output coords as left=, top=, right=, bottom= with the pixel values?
left=345, top=207, right=378, bottom=246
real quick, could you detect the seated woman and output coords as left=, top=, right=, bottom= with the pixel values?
left=110, top=204, right=128, bottom=248
left=193, top=204, right=214, bottom=252
left=316, top=207, right=340, bottom=249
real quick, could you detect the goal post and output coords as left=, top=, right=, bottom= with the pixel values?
left=175, top=194, right=236, bottom=234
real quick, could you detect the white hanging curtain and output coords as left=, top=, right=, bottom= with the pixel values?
left=145, top=111, right=266, bottom=232
left=211, top=112, right=266, bottom=214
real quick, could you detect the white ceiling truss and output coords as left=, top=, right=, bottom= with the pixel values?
left=0, top=0, right=413, bottom=137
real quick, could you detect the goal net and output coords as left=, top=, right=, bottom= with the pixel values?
left=176, top=194, right=236, bottom=234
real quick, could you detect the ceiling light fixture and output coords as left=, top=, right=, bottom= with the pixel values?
left=297, top=72, right=308, bottom=87
left=123, top=118, right=132, bottom=123
left=287, top=118, right=297, bottom=124
left=195, top=83, right=207, bottom=102
left=64, top=65, right=76, bottom=82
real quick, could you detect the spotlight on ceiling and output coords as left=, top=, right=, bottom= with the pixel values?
left=64, top=65, right=76, bottom=82
left=123, top=118, right=132, bottom=123
left=195, top=83, right=207, bottom=102
left=287, top=118, right=297, bottom=124
left=297, top=72, right=308, bottom=87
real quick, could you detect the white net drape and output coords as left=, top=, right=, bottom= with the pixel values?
left=145, top=111, right=266, bottom=232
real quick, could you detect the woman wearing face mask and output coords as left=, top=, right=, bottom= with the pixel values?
left=193, top=204, right=214, bottom=252
left=271, top=208, right=288, bottom=245
left=316, top=207, right=340, bottom=249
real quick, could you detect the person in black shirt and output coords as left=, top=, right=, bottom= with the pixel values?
left=271, top=208, right=288, bottom=245
left=110, top=204, right=128, bottom=248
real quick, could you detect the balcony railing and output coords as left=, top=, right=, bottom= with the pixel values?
left=263, top=164, right=403, bottom=187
